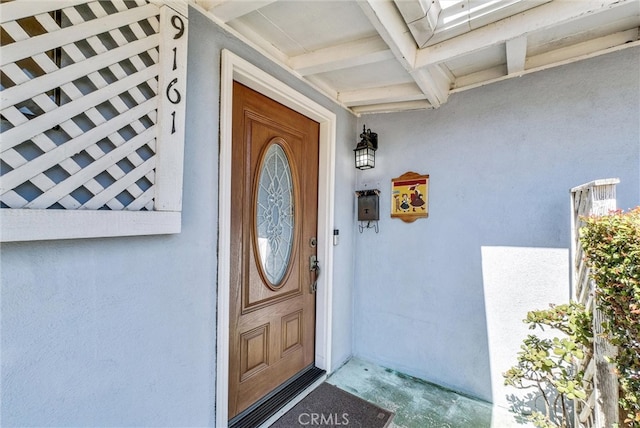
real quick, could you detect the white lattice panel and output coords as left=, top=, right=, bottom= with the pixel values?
left=569, top=178, right=620, bottom=428
left=0, top=0, right=187, bottom=241
left=1, top=0, right=186, bottom=209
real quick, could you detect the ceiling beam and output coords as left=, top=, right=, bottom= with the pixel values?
left=351, top=100, right=432, bottom=114
left=192, top=0, right=215, bottom=11
left=453, top=65, right=507, bottom=90
left=526, top=28, right=639, bottom=70
left=506, top=36, right=527, bottom=75
left=289, top=36, right=394, bottom=76
left=415, top=0, right=636, bottom=69
left=221, top=18, right=289, bottom=63
left=358, top=0, right=452, bottom=108
left=304, top=75, right=339, bottom=100
left=338, top=83, right=425, bottom=107
left=203, top=0, right=278, bottom=22
left=357, top=0, right=417, bottom=70
left=393, top=0, right=441, bottom=48
left=410, top=65, right=450, bottom=108
left=452, top=38, right=640, bottom=94
left=453, top=29, right=639, bottom=91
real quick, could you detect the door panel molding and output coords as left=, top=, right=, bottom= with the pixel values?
left=239, top=323, right=270, bottom=381
left=217, top=49, right=336, bottom=427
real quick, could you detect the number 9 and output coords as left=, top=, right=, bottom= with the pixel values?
left=171, top=15, right=184, bottom=40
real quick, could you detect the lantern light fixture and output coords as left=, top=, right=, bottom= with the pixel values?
left=354, top=125, right=377, bottom=170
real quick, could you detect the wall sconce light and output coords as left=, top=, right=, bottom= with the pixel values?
left=354, top=125, right=377, bottom=170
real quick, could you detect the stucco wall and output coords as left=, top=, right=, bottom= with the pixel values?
left=0, top=7, right=357, bottom=426
left=3, top=5, right=638, bottom=424
left=353, top=47, right=640, bottom=407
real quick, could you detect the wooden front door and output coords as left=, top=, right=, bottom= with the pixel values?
left=229, top=82, right=320, bottom=419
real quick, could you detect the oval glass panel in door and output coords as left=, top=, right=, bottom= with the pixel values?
left=256, top=143, right=295, bottom=287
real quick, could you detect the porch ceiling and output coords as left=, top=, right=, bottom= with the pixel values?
left=193, top=0, right=640, bottom=114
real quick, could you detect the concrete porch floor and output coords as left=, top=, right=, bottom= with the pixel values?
left=326, top=358, right=527, bottom=428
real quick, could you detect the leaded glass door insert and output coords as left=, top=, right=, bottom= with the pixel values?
left=255, top=141, right=295, bottom=287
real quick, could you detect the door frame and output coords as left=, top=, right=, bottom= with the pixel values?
left=216, top=49, right=336, bottom=427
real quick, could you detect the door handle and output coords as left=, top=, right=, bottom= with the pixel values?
left=310, top=255, right=320, bottom=293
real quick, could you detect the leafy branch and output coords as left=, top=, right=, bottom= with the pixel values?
left=504, top=303, right=592, bottom=428
left=580, top=207, right=640, bottom=426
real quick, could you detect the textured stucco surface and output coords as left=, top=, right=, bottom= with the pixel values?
left=1, top=6, right=357, bottom=426
left=2, top=6, right=638, bottom=425
left=353, top=47, right=640, bottom=405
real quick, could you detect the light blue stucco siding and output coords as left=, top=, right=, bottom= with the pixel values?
left=353, top=46, right=640, bottom=407
left=0, top=6, right=357, bottom=427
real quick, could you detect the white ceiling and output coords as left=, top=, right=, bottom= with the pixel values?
left=193, top=0, right=640, bottom=114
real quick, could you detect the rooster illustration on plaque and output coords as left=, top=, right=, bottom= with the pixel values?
left=391, top=172, right=429, bottom=223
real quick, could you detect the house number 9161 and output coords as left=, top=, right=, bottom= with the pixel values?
left=167, top=14, right=185, bottom=134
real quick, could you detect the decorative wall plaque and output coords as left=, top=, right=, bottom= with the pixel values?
left=391, top=171, right=429, bottom=223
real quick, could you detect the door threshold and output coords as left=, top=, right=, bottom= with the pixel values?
left=229, top=366, right=326, bottom=428
left=256, top=372, right=327, bottom=428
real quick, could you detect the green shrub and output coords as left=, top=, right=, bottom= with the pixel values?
left=504, top=303, right=592, bottom=428
left=580, top=207, right=640, bottom=426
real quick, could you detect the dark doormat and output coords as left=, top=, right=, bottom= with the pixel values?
left=270, top=382, right=394, bottom=428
